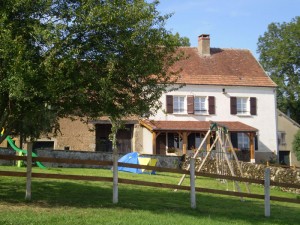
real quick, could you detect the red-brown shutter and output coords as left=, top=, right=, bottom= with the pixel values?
left=230, top=97, right=237, bottom=115
left=208, top=96, right=215, bottom=114
left=250, top=97, right=257, bottom=115
left=166, top=95, right=173, bottom=113
left=187, top=95, right=194, bottom=114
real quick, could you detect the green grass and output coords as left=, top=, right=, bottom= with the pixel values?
left=0, top=166, right=299, bottom=225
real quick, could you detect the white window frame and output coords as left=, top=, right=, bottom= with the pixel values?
left=237, top=97, right=249, bottom=115
left=173, top=96, right=186, bottom=114
left=194, top=96, right=208, bottom=114
left=238, top=133, right=249, bottom=150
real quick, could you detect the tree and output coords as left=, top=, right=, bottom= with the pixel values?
left=292, top=130, right=300, bottom=161
left=0, top=0, right=184, bottom=143
left=173, top=32, right=191, bottom=46
left=0, top=0, right=59, bottom=143
left=257, top=17, right=300, bottom=123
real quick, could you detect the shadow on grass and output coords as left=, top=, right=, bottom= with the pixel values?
left=0, top=177, right=299, bottom=224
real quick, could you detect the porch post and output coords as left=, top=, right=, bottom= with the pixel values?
left=152, top=132, right=157, bottom=155
left=206, top=133, right=211, bottom=152
left=249, top=133, right=255, bottom=163
left=182, top=132, right=188, bottom=155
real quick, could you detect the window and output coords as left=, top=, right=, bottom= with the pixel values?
left=237, top=133, right=249, bottom=150
left=237, top=97, right=248, bottom=114
left=168, top=133, right=182, bottom=149
left=231, top=97, right=256, bottom=115
left=194, top=97, right=207, bottom=114
left=173, top=96, right=185, bottom=113
left=188, top=133, right=207, bottom=150
left=166, top=95, right=215, bottom=114
left=277, top=131, right=286, bottom=145
left=231, top=133, right=258, bottom=151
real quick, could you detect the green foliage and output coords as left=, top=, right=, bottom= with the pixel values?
left=0, top=0, right=59, bottom=142
left=0, top=0, right=185, bottom=142
left=292, top=129, right=300, bottom=161
left=257, top=17, right=300, bottom=123
left=172, top=32, right=191, bottom=46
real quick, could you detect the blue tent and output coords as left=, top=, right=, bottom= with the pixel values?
left=118, top=152, right=142, bottom=174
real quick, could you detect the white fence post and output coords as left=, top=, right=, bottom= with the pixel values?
left=190, top=158, right=196, bottom=209
left=25, top=148, right=32, bottom=201
left=112, top=148, right=118, bottom=204
left=264, top=167, right=270, bottom=217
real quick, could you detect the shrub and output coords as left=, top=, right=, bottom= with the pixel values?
left=292, top=130, right=300, bottom=161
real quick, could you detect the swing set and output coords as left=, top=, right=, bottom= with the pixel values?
left=177, top=122, right=250, bottom=194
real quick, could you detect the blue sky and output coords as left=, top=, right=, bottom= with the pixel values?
left=157, top=0, right=299, bottom=58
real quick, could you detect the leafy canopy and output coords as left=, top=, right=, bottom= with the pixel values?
left=0, top=0, right=184, bottom=142
left=257, top=17, right=300, bottom=123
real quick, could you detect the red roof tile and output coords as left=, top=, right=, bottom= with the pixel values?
left=140, top=120, right=257, bottom=132
left=171, top=47, right=277, bottom=87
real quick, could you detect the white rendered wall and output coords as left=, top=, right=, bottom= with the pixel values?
left=149, top=84, right=278, bottom=155
left=142, top=128, right=153, bottom=154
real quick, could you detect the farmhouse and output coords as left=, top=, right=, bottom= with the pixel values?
left=133, top=34, right=278, bottom=163
left=1, top=34, right=278, bottom=164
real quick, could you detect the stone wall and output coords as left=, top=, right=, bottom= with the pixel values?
left=0, top=148, right=16, bottom=166
left=35, top=149, right=180, bottom=169
left=183, top=156, right=300, bottom=193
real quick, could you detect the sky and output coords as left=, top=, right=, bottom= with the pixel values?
left=157, top=0, right=300, bottom=59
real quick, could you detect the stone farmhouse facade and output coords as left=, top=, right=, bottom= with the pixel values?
left=1, top=34, right=278, bottom=164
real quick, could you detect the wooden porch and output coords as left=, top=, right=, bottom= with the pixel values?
left=140, top=120, right=257, bottom=163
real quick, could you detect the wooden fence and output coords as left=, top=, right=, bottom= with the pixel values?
left=0, top=154, right=299, bottom=217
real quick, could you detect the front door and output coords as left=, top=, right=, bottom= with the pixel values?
left=156, top=133, right=166, bottom=155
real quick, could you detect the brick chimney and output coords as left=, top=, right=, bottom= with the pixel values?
left=198, top=34, right=210, bottom=56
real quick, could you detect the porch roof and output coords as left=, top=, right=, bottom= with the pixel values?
left=140, top=120, right=258, bottom=132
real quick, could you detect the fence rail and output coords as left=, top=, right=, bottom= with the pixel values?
left=0, top=153, right=299, bottom=217
left=2, top=154, right=300, bottom=189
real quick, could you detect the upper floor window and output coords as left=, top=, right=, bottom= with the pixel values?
left=166, top=95, right=215, bottom=115
left=194, top=97, right=207, bottom=114
left=277, top=131, right=286, bottom=145
left=231, top=97, right=256, bottom=116
left=173, top=96, right=185, bottom=113
left=237, top=97, right=248, bottom=115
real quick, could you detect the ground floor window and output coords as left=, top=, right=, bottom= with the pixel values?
left=167, top=133, right=182, bottom=149
left=32, top=141, right=54, bottom=153
left=188, top=133, right=207, bottom=150
left=237, top=133, right=249, bottom=150
left=279, top=151, right=290, bottom=165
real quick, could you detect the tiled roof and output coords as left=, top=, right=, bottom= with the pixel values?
left=140, top=120, right=258, bottom=132
left=170, top=47, right=277, bottom=87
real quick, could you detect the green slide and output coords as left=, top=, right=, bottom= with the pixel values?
left=5, top=136, right=46, bottom=169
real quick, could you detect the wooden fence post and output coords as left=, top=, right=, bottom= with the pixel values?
left=264, top=168, right=270, bottom=217
left=25, top=148, right=32, bottom=201
left=190, top=158, right=196, bottom=209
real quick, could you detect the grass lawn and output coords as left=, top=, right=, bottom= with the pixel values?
left=0, top=165, right=299, bottom=225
